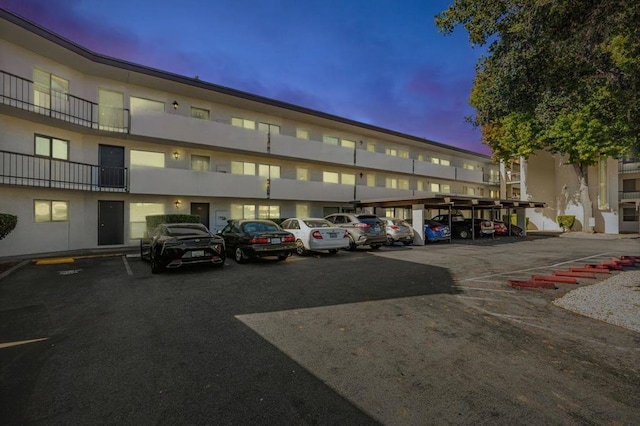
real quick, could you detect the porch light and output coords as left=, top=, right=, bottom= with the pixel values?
left=173, top=151, right=180, bottom=160
left=174, top=200, right=182, bottom=209
left=172, top=100, right=179, bottom=109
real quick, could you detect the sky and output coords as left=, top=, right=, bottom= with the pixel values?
left=0, top=0, right=490, bottom=155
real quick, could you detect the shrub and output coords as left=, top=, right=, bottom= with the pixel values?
left=145, top=214, right=200, bottom=237
left=557, top=215, right=575, bottom=232
left=0, top=213, right=18, bottom=240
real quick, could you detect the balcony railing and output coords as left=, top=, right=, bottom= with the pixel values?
left=619, top=161, right=640, bottom=174
left=619, top=190, right=640, bottom=200
left=0, top=70, right=130, bottom=133
left=483, top=174, right=500, bottom=185
left=0, top=150, right=128, bottom=192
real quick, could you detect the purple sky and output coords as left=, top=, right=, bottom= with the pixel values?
left=1, top=0, right=490, bottom=155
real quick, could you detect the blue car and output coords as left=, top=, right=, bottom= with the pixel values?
left=424, top=220, right=451, bottom=242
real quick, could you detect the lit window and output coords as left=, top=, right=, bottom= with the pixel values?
left=258, top=205, right=280, bottom=219
left=130, top=202, right=165, bottom=238
left=33, top=68, right=69, bottom=112
left=386, top=148, right=398, bottom=156
left=342, top=139, right=356, bottom=149
left=366, top=174, right=376, bottom=187
left=191, top=107, right=210, bottom=120
left=342, top=173, right=355, bottom=185
left=231, top=204, right=256, bottom=219
left=323, top=171, right=339, bottom=184
left=441, top=184, right=451, bottom=193
left=399, top=150, right=409, bottom=159
left=231, top=161, right=256, bottom=175
left=463, top=163, right=475, bottom=170
left=296, top=129, right=309, bottom=139
left=35, top=200, right=68, bottom=222
left=417, top=180, right=424, bottom=191
left=191, top=155, right=210, bottom=171
left=418, top=154, right=426, bottom=161
left=463, top=187, right=476, bottom=196
left=296, top=168, right=309, bottom=181
left=296, top=204, right=309, bottom=217
left=35, top=135, right=68, bottom=160
left=441, top=159, right=450, bottom=166
left=232, top=117, right=256, bottom=130
left=385, top=178, right=398, bottom=189
left=258, top=122, right=280, bottom=134
left=130, top=97, right=165, bottom=113
left=323, top=135, right=339, bottom=145
left=258, top=164, right=280, bottom=179
left=430, top=183, right=440, bottom=192
left=399, top=179, right=409, bottom=190
left=130, top=150, right=165, bottom=168
left=367, top=143, right=376, bottom=152
left=490, top=190, right=500, bottom=198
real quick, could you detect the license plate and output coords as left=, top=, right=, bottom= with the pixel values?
left=328, top=233, right=337, bottom=238
left=191, top=250, right=204, bottom=258
left=270, top=238, right=281, bottom=244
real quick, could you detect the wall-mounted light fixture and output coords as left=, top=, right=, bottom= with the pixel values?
left=173, top=151, right=180, bottom=160
left=359, top=172, right=364, bottom=178
left=172, top=100, right=179, bottom=109
left=174, top=200, right=182, bottom=209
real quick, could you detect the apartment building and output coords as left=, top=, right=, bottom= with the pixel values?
left=0, top=9, right=501, bottom=257
left=500, top=151, right=640, bottom=234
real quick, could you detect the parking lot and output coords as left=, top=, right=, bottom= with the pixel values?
left=1, top=235, right=639, bottom=425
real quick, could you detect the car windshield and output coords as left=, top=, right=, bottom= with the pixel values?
left=241, top=222, right=280, bottom=233
left=303, top=219, right=332, bottom=228
left=165, top=224, right=210, bottom=237
left=358, top=216, right=382, bottom=226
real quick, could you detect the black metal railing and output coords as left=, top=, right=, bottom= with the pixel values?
left=619, top=161, right=640, bottom=174
left=0, top=150, right=128, bottom=192
left=619, top=190, right=640, bottom=200
left=0, top=70, right=130, bottom=133
left=482, top=174, right=500, bottom=185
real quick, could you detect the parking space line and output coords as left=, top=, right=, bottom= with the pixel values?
left=122, top=256, right=133, bottom=276
left=0, top=337, right=49, bottom=349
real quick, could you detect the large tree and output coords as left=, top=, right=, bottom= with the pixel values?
left=436, top=0, right=640, bottom=230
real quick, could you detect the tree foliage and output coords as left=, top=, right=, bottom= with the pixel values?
left=436, top=0, right=640, bottom=167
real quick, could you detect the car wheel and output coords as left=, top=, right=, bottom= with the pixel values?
left=385, top=236, right=394, bottom=246
left=277, top=252, right=289, bottom=261
left=328, top=249, right=338, bottom=255
left=459, top=228, right=471, bottom=239
left=370, top=244, right=382, bottom=250
left=403, top=241, right=412, bottom=246
left=295, top=239, right=308, bottom=256
left=150, top=252, right=162, bottom=274
left=346, top=235, right=357, bottom=251
left=234, top=247, right=247, bottom=264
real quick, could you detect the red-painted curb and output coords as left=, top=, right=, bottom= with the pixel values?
left=553, top=271, right=596, bottom=278
left=509, top=280, right=557, bottom=289
left=531, top=275, right=578, bottom=284
left=571, top=267, right=610, bottom=274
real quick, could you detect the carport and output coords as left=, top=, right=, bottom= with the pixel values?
left=353, top=195, right=547, bottom=245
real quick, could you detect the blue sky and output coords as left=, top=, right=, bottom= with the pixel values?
left=1, top=0, right=489, bottom=154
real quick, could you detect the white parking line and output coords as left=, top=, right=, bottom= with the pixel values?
left=122, top=256, right=133, bottom=276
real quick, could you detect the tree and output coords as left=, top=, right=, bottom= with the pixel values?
left=436, top=0, right=640, bottom=230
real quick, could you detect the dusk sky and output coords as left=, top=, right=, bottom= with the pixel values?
left=1, top=0, right=490, bottom=155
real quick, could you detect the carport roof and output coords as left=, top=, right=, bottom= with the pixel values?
left=353, top=195, right=547, bottom=210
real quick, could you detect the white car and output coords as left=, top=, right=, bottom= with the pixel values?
left=280, top=218, right=350, bottom=255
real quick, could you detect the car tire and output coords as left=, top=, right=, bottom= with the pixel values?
left=459, top=228, right=471, bottom=239
left=234, top=247, right=247, bottom=264
left=403, top=241, right=412, bottom=246
left=328, top=249, right=338, bottom=255
left=385, top=236, right=394, bottom=246
left=370, top=244, right=382, bottom=250
left=277, top=252, right=289, bottom=261
left=295, top=239, right=308, bottom=256
left=150, top=252, right=162, bottom=274
left=346, top=235, right=357, bottom=251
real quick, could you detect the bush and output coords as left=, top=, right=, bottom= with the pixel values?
left=145, top=214, right=200, bottom=237
left=557, top=215, right=575, bottom=232
left=0, top=213, right=18, bottom=240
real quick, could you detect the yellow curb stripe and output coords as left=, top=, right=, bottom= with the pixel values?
left=34, top=258, right=75, bottom=265
left=0, top=337, right=49, bottom=349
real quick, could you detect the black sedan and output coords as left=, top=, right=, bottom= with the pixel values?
left=218, top=219, right=296, bottom=263
left=141, top=223, right=226, bottom=273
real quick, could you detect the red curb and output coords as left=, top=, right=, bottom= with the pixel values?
left=531, top=275, right=578, bottom=284
left=599, top=262, right=624, bottom=270
left=509, top=280, right=557, bottom=289
left=553, top=271, right=596, bottom=278
left=571, top=267, right=611, bottom=274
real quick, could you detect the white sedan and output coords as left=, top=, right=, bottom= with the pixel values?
left=280, top=218, right=350, bottom=255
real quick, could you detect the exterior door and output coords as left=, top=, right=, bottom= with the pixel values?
left=99, top=144, right=125, bottom=188
left=191, top=203, right=210, bottom=229
left=98, top=200, right=124, bottom=245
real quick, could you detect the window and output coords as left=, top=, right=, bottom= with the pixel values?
left=323, top=171, right=339, bottom=184
left=341, top=139, right=356, bottom=149
left=399, top=179, right=409, bottom=190
left=323, top=135, right=339, bottom=145
left=130, top=202, right=165, bottom=238
left=191, top=155, right=210, bottom=171
left=33, top=68, right=69, bottom=112
left=231, top=161, right=256, bottom=175
left=367, top=143, right=376, bottom=152
left=441, top=184, right=451, bottom=193
left=258, top=205, right=280, bottom=219
left=341, top=173, right=355, bottom=185
left=399, top=150, right=409, bottom=159
left=385, top=178, right=398, bottom=189
left=463, top=187, right=476, bottom=196
left=296, top=168, right=309, bottom=181
left=34, top=200, right=68, bottom=222
left=385, top=148, right=398, bottom=156
left=231, top=117, right=256, bottom=130
left=418, top=154, right=426, bottom=161
left=231, top=204, right=256, bottom=219
left=191, top=107, right=210, bottom=120
left=296, top=204, right=309, bottom=217
left=622, top=179, right=638, bottom=192
left=130, top=97, right=165, bottom=114
left=417, top=180, right=424, bottom=191
left=35, top=135, right=68, bottom=160
left=131, top=150, right=165, bottom=168
left=258, top=122, right=280, bottom=134
left=490, top=190, right=500, bottom=199
left=366, top=174, right=376, bottom=187
left=258, top=164, right=281, bottom=179
left=296, top=129, right=309, bottom=139
left=431, top=158, right=450, bottom=166
left=622, top=207, right=638, bottom=222
left=98, top=89, right=124, bottom=130
left=430, top=183, right=440, bottom=192
left=463, top=163, right=475, bottom=170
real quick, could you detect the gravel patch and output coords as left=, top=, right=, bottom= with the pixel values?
left=553, top=270, right=640, bottom=333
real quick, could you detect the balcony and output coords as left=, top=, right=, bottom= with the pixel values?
left=0, top=150, right=128, bottom=192
left=619, top=190, right=640, bottom=200
left=270, top=179, right=354, bottom=202
left=505, top=172, right=521, bottom=183
left=271, top=134, right=354, bottom=166
left=619, top=161, right=640, bottom=174
left=483, top=174, right=500, bottom=185
left=129, top=166, right=267, bottom=198
left=0, top=70, right=130, bottom=133
left=414, top=160, right=456, bottom=180
left=355, top=150, right=413, bottom=174
left=455, top=167, right=484, bottom=184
